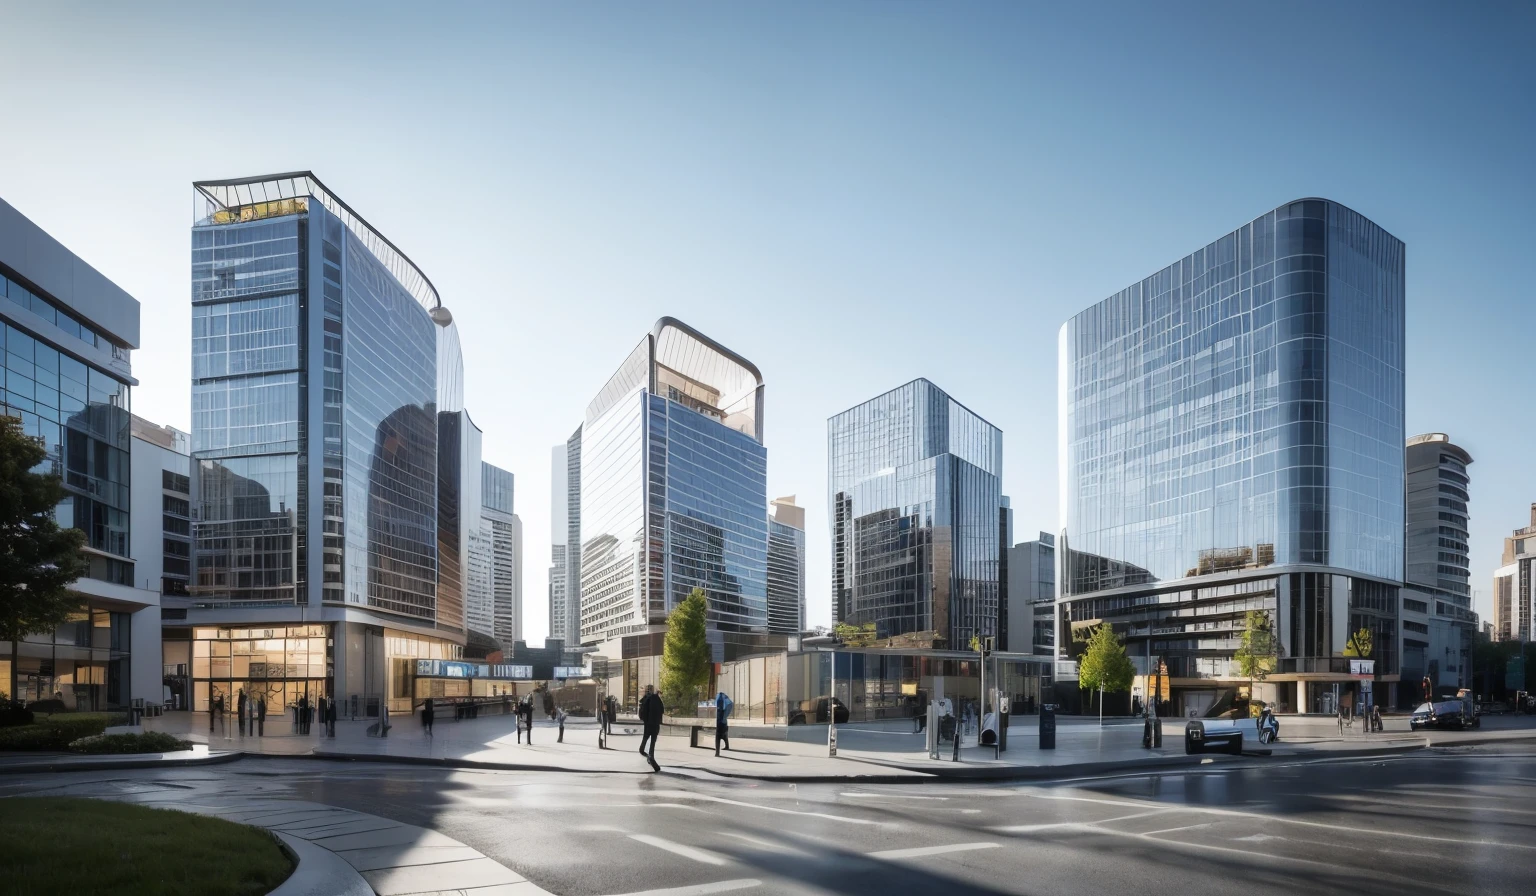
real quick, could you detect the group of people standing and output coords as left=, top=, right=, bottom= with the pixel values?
left=220, top=689, right=337, bottom=737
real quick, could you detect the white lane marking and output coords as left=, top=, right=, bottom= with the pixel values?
left=720, top=832, right=805, bottom=854
left=991, top=808, right=1174, bottom=833
left=1143, top=822, right=1216, bottom=837
left=868, top=842, right=1001, bottom=860
left=604, top=880, right=761, bottom=896
left=1324, top=792, right=1536, bottom=817
left=629, top=834, right=730, bottom=866
left=646, top=791, right=881, bottom=825
left=841, top=792, right=949, bottom=800
left=1023, top=792, right=1536, bottom=851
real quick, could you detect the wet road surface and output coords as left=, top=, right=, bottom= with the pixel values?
left=4, top=744, right=1533, bottom=895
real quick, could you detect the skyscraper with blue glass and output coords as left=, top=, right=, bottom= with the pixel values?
left=174, top=172, right=469, bottom=715
left=829, top=379, right=1003, bottom=649
left=579, top=318, right=770, bottom=681
left=1057, top=198, right=1405, bottom=714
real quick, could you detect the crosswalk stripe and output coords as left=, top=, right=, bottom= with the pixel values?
left=867, top=842, right=1000, bottom=860
left=603, top=880, right=761, bottom=896
left=629, top=834, right=730, bottom=866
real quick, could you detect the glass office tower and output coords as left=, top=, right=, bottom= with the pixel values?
left=177, top=172, right=462, bottom=714
left=1, top=196, right=159, bottom=710
left=829, top=379, right=1003, bottom=649
left=1058, top=198, right=1405, bottom=714
left=579, top=318, right=769, bottom=672
left=767, top=497, right=807, bottom=635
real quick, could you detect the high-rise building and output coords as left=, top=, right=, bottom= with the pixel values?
left=579, top=317, right=769, bottom=673
left=465, top=518, right=495, bottom=639
left=1006, top=534, right=1055, bottom=655
left=829, top=378, right=1003, bottom=649
left=1058, top=198, right=1405, bottom=714
left=1401, top=434, right=1476, bottom=693
left=130, top=416, right=191, bottom=709
left=767, top=496, right=806, bottom=635
left=505, top=512, right=523, bottom=647
left=1494, top=504, right=1536, bottom=643
left=1, top=196, right=159, bottom=708
left=176, top=172, right=465, bottom=714
left=562, top=426, right=583, bottom=647
left=549, top=437, right=582, bottom=645
left=480, top=463, right=518, bottom=648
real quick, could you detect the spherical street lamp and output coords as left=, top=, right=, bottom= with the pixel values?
left=429, top=305, right=453, bottom=327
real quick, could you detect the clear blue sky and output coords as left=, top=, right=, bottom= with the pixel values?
left=2, top=2, right=1531, bottom=636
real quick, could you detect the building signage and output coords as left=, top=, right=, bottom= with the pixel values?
left=553, top=666, right=586, bottom=680
left=1349, top=659, right=1375, bottom=677
left=415, top=660, right=534, bottom=680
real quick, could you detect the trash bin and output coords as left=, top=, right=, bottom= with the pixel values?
left=1040, top=704, right=1056, bottom=750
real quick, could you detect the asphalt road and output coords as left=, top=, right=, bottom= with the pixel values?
left=4, top=745, right=1534, bottom=896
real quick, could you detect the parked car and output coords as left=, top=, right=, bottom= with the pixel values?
left=1410, top=700, right=1480, bottom=731
left=788, top=697, right=849, bottom=725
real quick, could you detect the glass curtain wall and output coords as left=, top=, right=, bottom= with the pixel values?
left=1060, top=199, right=1405, bottom=594
left=190, top=216, right=304, bottom=607
left=828, top=380, right=1002, bottom=647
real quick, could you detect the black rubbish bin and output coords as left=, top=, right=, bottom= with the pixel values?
left=1040, top=704, right=1056, bottom=750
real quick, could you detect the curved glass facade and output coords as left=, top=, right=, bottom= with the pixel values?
left=829, top=379, right=1002, bottom=648
left=191, top=199, right=441, bottom=622
left=1060, top=199, right=1404, bottom=594
left=579, top=321, right=770, bottom=651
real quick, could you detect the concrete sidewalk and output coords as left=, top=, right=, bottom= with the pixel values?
left=123, top=709, right=1536, bottom=782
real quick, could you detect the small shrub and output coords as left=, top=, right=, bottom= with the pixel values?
left=40, top=716, right=108, bottom=743
left=25, top=700, right=68, bottom=715
left=68, top=732, right=192, bottom=754
left=0, top=702, right=35, bottom=728
left=0, top=726, right=64, bottom=751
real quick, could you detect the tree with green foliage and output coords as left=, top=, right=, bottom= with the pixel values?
left=0, top=417, right=89, bottom=703
left=1077, top=623, right=1135, bottom=716
left=1233, top=610, right=1279, bottom=715
left=660, top=588, right=712, bottom=713
left=833, top=621, right=878, bottom=647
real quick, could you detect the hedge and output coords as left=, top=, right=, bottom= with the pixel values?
left=0, top=716, right=110, bottom=751
left=68, top=732, right=192, bottom=754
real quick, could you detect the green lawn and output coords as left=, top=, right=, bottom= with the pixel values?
left=0, top=797, right=294, bottom=895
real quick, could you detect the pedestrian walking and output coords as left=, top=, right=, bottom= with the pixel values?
left=256, top=696, right=266, bottom=736
left=556, top=705, right=567, bottom=743
left=604, top=694, right=617, bottom=736
left=246, top=695, right=257, bottom=737
left=237, top=689, right=248, bottom=737
left=214, top=694, right=225, bottom=733
left=638, top=684, right=664, bottom=772
left=326, top=695, right=337, bottom=737
left=422, top=697, right=435, bottom=736
left=520, top=697, right=534, bottom=745
left=714, top=691, right=733, bottom=757
left=298, top=694, right=311, bottom=735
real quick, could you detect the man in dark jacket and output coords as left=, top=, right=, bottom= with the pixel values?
left=638, top=685, right=664, bottom=772
left=237, top=689, right=248, bottom=737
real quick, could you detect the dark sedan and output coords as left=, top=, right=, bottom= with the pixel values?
left=1410, top=700, right=1480, bottom=731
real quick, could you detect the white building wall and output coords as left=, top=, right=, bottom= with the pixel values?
left=129, top=421, right=189, bottom=706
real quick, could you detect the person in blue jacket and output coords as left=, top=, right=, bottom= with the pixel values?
left=714, top=691, right=734, bottom=756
